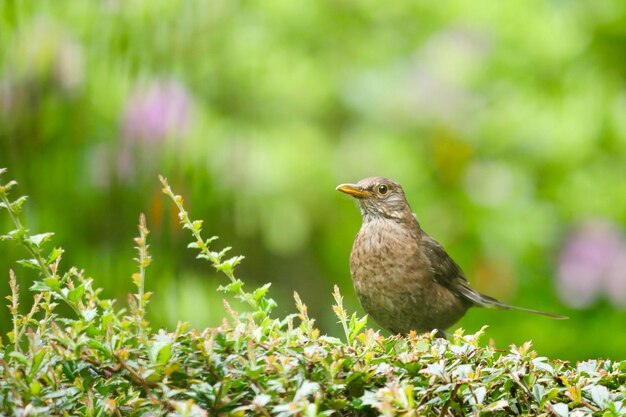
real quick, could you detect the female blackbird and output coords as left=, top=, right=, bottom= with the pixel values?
left=337, top=176, right=567, bottom=336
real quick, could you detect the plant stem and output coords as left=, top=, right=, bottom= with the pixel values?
left=134, top=213, right=150, bottom=340
left=0, top=192, right=81, bottom=317
left=159, top=176, right=256, bottom=308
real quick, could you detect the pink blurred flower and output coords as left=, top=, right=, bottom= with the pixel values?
left=117, top=79, right=192, bottom=181
left=121, top=79, right=191, bottom=145
left=557, top=220, right=626, bottom=308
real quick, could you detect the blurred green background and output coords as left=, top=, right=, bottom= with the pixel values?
left=1, top=0, right=626, bottom=361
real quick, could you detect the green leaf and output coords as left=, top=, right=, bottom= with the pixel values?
left=0, top=180, right=18, bottom=192
left=156, top=343, right=172, bottom=365
left=471, top=386, right=486, bottom=405
left=67, top=284, right=85, bottom=302
left=30, top=381, right=42, bottom=396
left=151, top=333, right=174, bottom=366
left=27, top=232, right=54, bottom=248
left=86, top=324, right=103, bottom=337
left=192, top=220, right=203, bottom=232
left=43, top=276, right=61, bottom=291
left=259, top=297, right=277, bottom=314
left=87, top=340, right=110, bottom=356
left=30, top=280, right=53, bottom=292
left=552, top=403, right=569, bottom=417
left=484, top=400, right=509, bottom=412
left=31, top=350, right=47, bottom=375
left=253, top=283, right=272, bottom=301
left=349, top=314, right=368, bottom=342
left=10, top=196, right=28, bottom=211
left=82, top=308, right=97, bottom=321
left=319, top=336, right=342, bottom=345
left=218, top=279, right=243, bottom=294
left=9, top=351, right=29, bottom=365
left=532, top=384, right=545, bottom=403
left=545, top=387, right=559, bottom=402
left=47, top=247, right=64, bottom=264
left=6, top=227, right=26, bottom=240
left=17, top=258, right=40, bottom=270
left=589, top=385, right=610, bottom=409
left=218, top=246, right=232, bottom=258
left=216, top=256, right=244, bottom=275
left=533, top=357, right=554, bottom=374
left=101, top=312, right=113, bottom=330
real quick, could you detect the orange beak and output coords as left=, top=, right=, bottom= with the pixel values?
left=336, top=183, right=370, bottom=198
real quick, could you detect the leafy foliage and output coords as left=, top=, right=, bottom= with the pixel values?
left=1, top=169, right=625, bottom=416
left=4, top=0, right=626, bottom=361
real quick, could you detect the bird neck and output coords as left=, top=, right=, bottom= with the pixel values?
left=362, top=208, right=424, bottom=236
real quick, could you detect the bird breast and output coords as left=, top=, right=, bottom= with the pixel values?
left=350, top=219, right=429, bottom=310
left=349, top=218, right=468, bottom=333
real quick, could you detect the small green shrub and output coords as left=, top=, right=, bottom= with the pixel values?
left=0, top=168, right=624, bottom=416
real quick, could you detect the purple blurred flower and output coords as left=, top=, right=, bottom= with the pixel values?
left=557, top=220, right=626, bottom=308
left=121, top=79, right=191, bottom=145
left=117, top=79, right=192, bottom=181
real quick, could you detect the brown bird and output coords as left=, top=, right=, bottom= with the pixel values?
left=337, top=176, right=567, bottom=337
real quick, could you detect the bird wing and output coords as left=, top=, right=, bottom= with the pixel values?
left=420, top=235, right=568, bottom=319
left=420, top=235, right=500, bottom=307
left=420, top=236, right=467, bottom=287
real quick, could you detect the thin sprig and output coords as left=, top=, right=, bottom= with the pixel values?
left=0, top=169, right=79, bottom=316
left=131, top=213, right=152, bottom=341
left=159, top=175, right=276, bottom=315
left=6, top=270, right=20, bottom=352
left=332, top=285, right=368, bottom=347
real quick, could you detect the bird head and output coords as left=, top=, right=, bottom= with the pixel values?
left=336, top=177, right=413, bottom=222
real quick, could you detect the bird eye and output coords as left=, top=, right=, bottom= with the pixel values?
left=378, top=184, right=388, bottom=195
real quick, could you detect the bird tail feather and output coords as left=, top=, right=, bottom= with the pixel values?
left=457, top=282, right=568, bottom=320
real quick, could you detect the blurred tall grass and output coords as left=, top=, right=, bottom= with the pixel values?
left=1, top=0, right=625, bottom=360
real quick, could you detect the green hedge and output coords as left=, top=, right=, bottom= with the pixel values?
left=1, top=168, right=624, bottom=416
